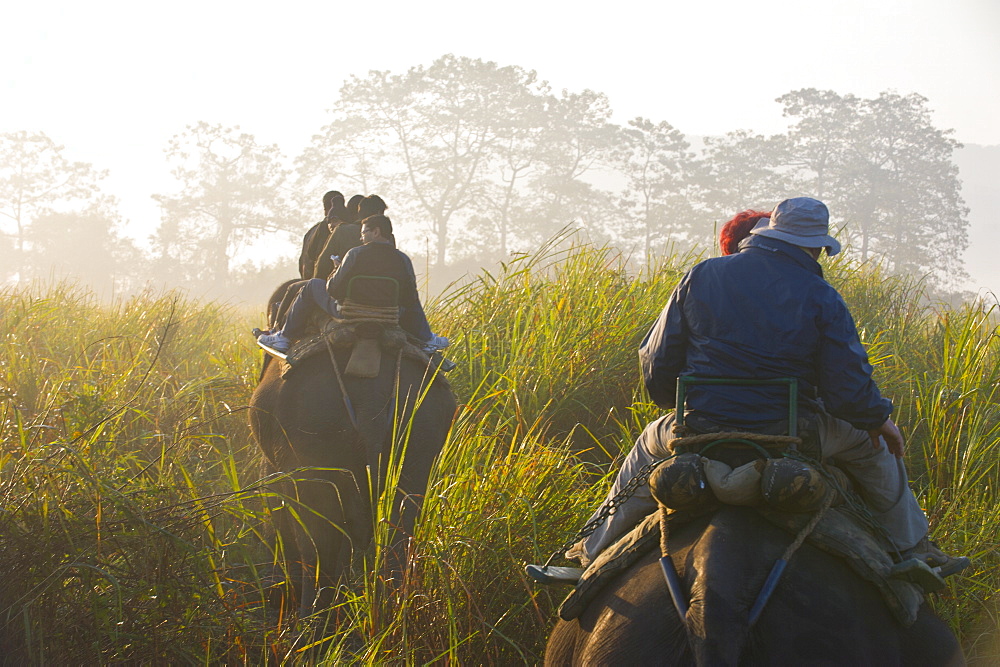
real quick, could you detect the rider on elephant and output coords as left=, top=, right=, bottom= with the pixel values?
left=312, top=194, right=388, bottom=280
left=718, top=208, right=770, bottom=255
left=569, top=197, right=960, bottom=571
left=298, top=190, right=346, bottom=279
left=273, top=195, right=392, bottom=333
left=259, top=214, right=449, bottom=354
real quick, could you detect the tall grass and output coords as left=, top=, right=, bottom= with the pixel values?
left=0, top=240, right=997, bottom=664
left=438, top=231, right=696, bottom=461
left=0, top=284, right=273, bottom=662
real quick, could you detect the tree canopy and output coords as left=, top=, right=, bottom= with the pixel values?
left=779, top=89, right=967, bottom=285
left=0, top=131, right=108, bottom=281
left=152, top=122, right=295, bottom=288
left=0, top=58, right=973, bottom=294
left=296, top=60, right=967, bottom=289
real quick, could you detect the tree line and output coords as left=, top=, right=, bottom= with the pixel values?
left=0, top=55, right=970, bottom=294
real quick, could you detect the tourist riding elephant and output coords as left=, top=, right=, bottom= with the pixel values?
left=545, top=505, right=963, bottom=666
left=249, top=338, right=456, bottom=612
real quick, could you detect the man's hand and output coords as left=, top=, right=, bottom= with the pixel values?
left=868, top=418, right=904, bottom=458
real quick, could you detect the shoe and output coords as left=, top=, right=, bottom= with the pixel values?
left=258, top=332, right=291, bottom=352
left=525, top=564, right=585, bottom=586
left=901, top=537, right=948, bottom=567
left=422, top=334, right=450, bottom=353
left=901, top=537, right=970, bottom=576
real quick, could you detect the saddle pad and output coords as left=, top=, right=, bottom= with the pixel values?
left=279, top=319, right=437, bottom=381
left=557, top=506, right=923, bottom=626
left=759, top=506, right=924, bottom=626
left=558, top=510, right=664, bottom=621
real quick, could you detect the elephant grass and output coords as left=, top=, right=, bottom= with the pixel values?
left=1, top=241, right=999, bottom=664
left=0, top=282, right=275, bottom=663
left=434, top=230, right=696, bottom=458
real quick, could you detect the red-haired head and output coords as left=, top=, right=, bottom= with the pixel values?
left=719, top=210, right=771, bottom=255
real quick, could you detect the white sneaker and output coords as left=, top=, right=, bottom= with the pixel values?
left=258, top=332, right=291, bottom=352
left=423, top=334, right=449, bottom=352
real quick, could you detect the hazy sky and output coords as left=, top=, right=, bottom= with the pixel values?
left=3, top=0, right=999, bottom=284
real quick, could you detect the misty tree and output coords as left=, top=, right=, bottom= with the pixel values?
left=296, top=115, right=392, bottom=211
left=303, top=55, right=551, bottom=265
left=152, top=122, right=294, bottom=287
left=521, top=90, right=621, bottom=246
left=778, top=89, right=860, bottom=200
left=464, top=89, right=622, bottom=257
left=25, top=197, right=144, bottom=291
left=780, top=89, right=968, bottom=285
left=0, top=131, right=106, bottom=279
left=697, top=130, right=793, bottom=226
left=611, top=117, right=695, bottom=257
left=301, top=57, right=630, bottom=265
left=296, top=56, right=969, bottom=284
left=471, top=81, right=551, bottom=257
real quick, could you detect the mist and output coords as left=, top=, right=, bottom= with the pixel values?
left=2, top=55, right=998, bottom=310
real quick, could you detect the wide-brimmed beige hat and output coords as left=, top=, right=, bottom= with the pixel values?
left=750, top=197, right=841, bottom=256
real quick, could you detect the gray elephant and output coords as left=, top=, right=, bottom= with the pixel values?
left=249, top=331, right=456, bottom=613
left=545, top=505, right=964, bottom=666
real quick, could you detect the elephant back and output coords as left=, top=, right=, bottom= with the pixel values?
left=279, top=317, right=448, bottom=386
left=559, top=502, right=924, bottom=628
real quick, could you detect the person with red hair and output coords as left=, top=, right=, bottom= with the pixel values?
left=718, top=209, right=771, bottom=255
left=568, top=197, right=964, bottom=575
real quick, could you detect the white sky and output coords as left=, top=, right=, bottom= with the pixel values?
left=2, top=0, right=999, bottom=287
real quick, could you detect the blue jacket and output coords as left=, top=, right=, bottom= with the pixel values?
left=640, top=235, right=891, bottom=432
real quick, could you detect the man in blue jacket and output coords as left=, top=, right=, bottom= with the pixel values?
left=571, top=197, right=949, bottom=568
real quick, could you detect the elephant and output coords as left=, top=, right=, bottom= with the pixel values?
left=545, top=505, right=964, bottom=666
left=249, top=326, right=456, bottom=613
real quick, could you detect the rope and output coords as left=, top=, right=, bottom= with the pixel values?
left=659, top=505, right=671, bottom=558
left=782, top=449, right=900, bottom=558
left=669, top=431, right=801, bottom=451
left=547, top=430, right=800, bottom=568
left=338, top=299, right=400, bottom=324
left=325, top=336, right=359, bottom=431
left=781, top=487, right=835, bottom=562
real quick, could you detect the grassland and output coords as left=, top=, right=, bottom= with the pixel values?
left=0, top=239, right=997, bottom=664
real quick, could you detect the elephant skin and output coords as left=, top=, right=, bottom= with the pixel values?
left=249, top=340, right=456, bottom=612
left=545, top=505, right=964, bottom=666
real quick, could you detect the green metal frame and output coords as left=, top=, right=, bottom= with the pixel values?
left=674, top=376, right=799, bottom=437
left=346, top=275, right=400, bottom=307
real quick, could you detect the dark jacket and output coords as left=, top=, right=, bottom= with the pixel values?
left=640, top=235, right=891, bottom=432
left=298, top=220, right=329, bottom=279
left=327, top=242, right=420, bottom=309
left=313, top=221, right=362, bottom=280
